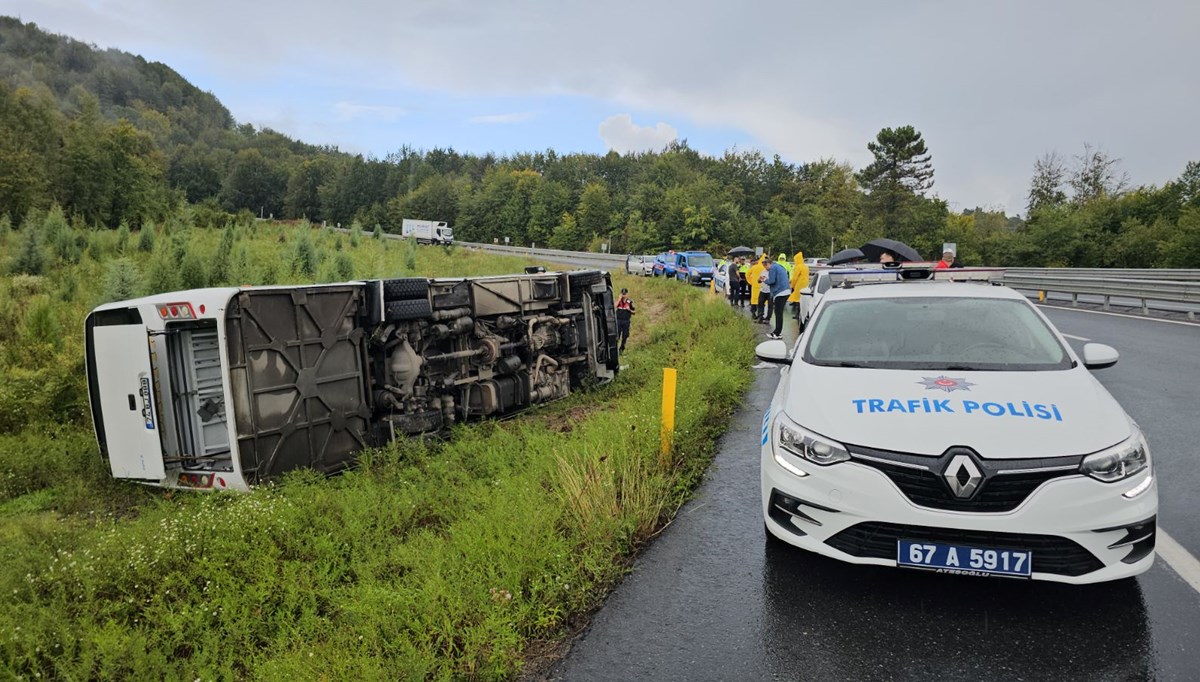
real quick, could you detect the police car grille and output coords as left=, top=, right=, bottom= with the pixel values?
left=825, top=522, right=1104, bottom=577
left=846, top=446, right=1084, bottom=513
left=863, top=460, right=1071, bottom=512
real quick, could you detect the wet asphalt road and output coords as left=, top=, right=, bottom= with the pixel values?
left=551, top=303, right=1200, bottom=681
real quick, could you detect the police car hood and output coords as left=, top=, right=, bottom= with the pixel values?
left=785, top=365, right=1132, bottom=459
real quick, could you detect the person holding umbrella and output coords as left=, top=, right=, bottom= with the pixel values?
left=726, top=246, right=753, bottom=306
left=860, top=238, right=921, bottom=264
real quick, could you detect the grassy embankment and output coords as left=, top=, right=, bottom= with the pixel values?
left=0, top=216, right=754, bottom=679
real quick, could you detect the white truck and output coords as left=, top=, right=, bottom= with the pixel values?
left=85, top=270, right=620, bottom=491
left=401, top=219, right=454, bottom=245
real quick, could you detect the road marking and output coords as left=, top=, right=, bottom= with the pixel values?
left=1036, top=304, right=1200, bottom=328
left=1060, top=333, right=1091, bottom=342
left=1158, top=529, right=1200, bottom=595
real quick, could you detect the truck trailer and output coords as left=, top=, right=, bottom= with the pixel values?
left=401, top=219, right=454, bottom=245
left=85, top=270, right=620, bottom=491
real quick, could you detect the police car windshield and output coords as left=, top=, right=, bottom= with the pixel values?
left=803, top=296, right=1072, bottom=371
left=686, top=254, right=714, bottom=267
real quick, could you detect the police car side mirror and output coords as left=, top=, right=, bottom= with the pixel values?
left=1081, top=342, right=1119, bottom=370
left=755, top=340, right=790, bottom=365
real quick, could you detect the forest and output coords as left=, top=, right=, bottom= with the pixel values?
left=2, top=16, right=1198, bottom=268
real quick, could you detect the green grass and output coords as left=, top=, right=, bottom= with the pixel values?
left=0, top=220, right=755, bottom=679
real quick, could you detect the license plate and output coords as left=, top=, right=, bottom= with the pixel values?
left=897, top=540, right=1032, bottom=578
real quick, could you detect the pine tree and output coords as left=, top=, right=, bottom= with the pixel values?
left=102, top=257, right=142, bottom=302
left=11, top=227, right=44, bottom=275
left=211, top=228, right=235, bottom=285
left=856, top=125, right=936, bottom=235
left=137, top=225, right=156, bottom=252
left=179, top=252, right=208, bottom=289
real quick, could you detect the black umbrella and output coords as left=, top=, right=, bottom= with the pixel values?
left=861, top=238, right=922, bottom=263
left=827, top=248, right=866, bottom=265
left=727, top=246, right=754, bottom=257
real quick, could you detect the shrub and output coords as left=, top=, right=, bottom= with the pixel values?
left=19, top=295, right=62, bottom=352
left=115, top=221, right=131, bottom=253
left=211, top=227, right=236, bottom=285
left=171, top=229, right=190, bottom=266
left=9, top=228, right=44, bottom=276
left=292, top=230, right=319, bottom=277
left=259, top=258, right=280, bottom=285
left=405, top=239, right=418, bottom=270
left=137, top=226, right=156, bottom=252
left=228, top=245, right=254, bottom=286
left=142, top=249, right=179, bottom=295
left=52, top=226, right=83, bottom=264
left=179, top=252, right=208, bottom=290
left=102, top=257, right=142, bottom=302
left=373, top=224, right=382, bottom=240
left=334, top=252, right=355, bottom=281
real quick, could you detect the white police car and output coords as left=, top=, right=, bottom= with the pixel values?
left=756, top=266, right=1156, bottom=584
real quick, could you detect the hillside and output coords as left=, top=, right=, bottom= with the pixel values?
left=1, top=16, right=1197, bottom=266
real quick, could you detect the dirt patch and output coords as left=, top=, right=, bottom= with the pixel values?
left=624, top=294, right=668, bottom=346
left=543, top=404, right=598, bottom=433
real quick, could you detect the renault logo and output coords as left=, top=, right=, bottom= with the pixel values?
left=943, top=454, right=983, bottom=499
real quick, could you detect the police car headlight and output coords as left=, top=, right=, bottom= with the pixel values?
left=778, top=418, right=850, bottom=467
left=1080, top=427, right=1150, bottom=483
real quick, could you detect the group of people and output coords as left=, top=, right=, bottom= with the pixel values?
left=619, top=242, right=957, bottom=352
left=723, top=252, right=810, bottom=339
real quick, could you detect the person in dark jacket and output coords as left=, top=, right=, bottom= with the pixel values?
left=727, top=258, right=742, bottom=306
left=616, top=288, right=635, bottom=352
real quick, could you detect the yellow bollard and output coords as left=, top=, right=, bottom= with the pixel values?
left=1038, top=290, right=1045, bottom=302
left=660, top=368, right=677, bottom=466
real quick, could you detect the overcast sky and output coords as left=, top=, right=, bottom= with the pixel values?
left=8, top=0, right=1199, bottom=214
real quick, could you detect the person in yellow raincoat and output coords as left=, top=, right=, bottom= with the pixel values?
left=788, top=251, right=810, bottom=328
left=747, top=256, right=767, bottom=322
left=778, top=253, right=793, bottom=277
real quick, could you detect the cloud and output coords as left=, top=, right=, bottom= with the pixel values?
left=598, top=114, right=678, bottom=154
left=9, top=0, right=1200, bottom=212
left=469, top=112, right=536, bottom=124
left=333, top=101, right=407, bottom=121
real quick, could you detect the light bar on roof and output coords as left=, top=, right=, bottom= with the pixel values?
left=827, top=265, right=1006, bottom=287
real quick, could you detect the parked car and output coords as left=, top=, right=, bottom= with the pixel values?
left=672, top=251, right=715, bottom=285
left=712, top=258, right=730, bottom=294
left=651, top=252, right=677, bottom=278
left=625, top=254, right=658, bottom=276
left=798, top=268, right=833, bottom=325
left=804, top=257, right=830, bottom=268
left=756, top=264, right=1155, bottom=584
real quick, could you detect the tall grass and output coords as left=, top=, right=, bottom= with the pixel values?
left=0, top=221, right=755, bottom=678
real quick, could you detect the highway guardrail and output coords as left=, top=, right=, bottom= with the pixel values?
left=1000, top=274, right=1200, bottom=319
left=452, top=241, right=1200, bottom=320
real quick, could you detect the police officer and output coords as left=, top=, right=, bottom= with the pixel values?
left=616, top=288, right=636, bottom=352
